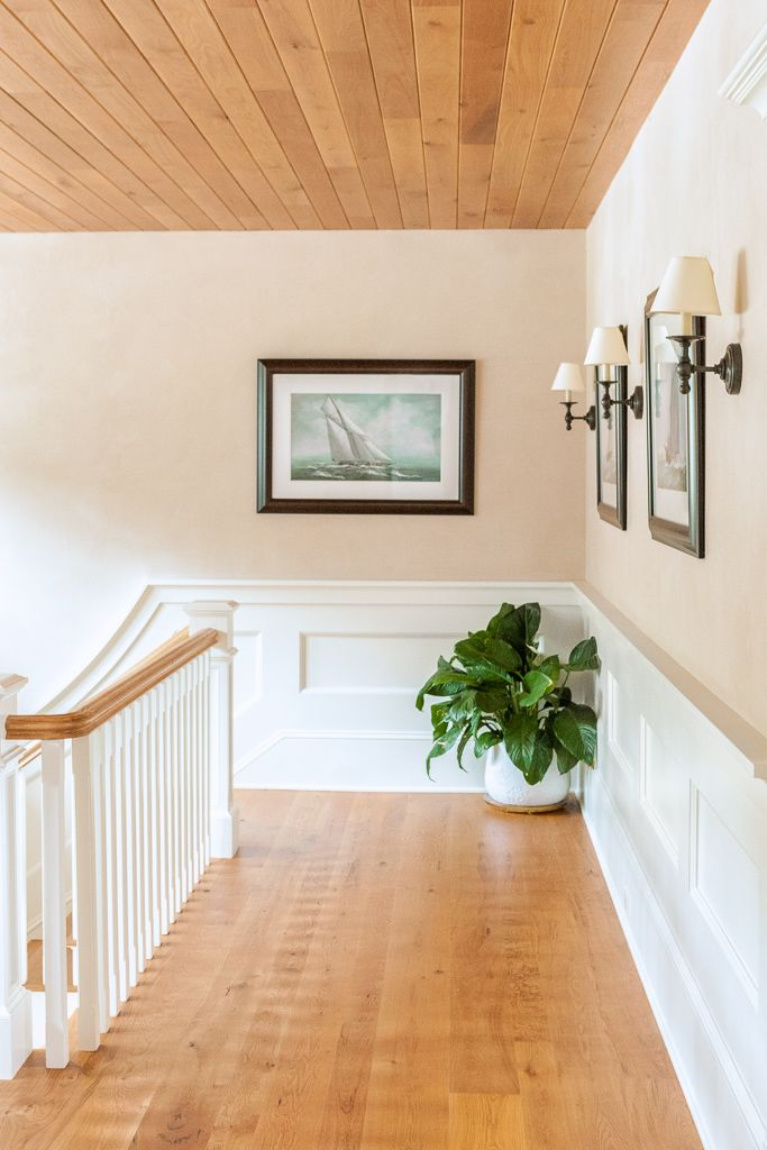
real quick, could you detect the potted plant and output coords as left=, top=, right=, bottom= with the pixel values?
left=416, top=601, right=600, bottom=811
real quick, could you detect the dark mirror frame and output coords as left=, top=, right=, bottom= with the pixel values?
left=644, top=291, right=705, bottom=557
left=595, top=364, right=628, bottom=530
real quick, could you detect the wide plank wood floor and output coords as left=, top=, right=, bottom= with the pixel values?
left=0, top=791, right=702, bottom=1149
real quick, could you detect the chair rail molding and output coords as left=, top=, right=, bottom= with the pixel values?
left=720, top=21, right=767, bottom=121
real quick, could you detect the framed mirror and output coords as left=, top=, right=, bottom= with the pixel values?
left=595, top=360, right=628, bottom=531
left=644, top=291, right=705, bottom=557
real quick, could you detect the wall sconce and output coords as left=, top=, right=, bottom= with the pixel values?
left=551, top=363, right=595, bottom=431
left=584, top=326, right=644, bottom=420
left=650, top=256, right=742, bottom=395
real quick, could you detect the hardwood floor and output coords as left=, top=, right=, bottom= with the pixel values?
left=0, top=791, right=702, bottom=1149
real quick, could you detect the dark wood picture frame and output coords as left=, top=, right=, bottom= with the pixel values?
left=644, top=292, right=705, bottom=557
left=257, top=358, right=475, bottom=515
left=595, top=364, right=628, bottom=530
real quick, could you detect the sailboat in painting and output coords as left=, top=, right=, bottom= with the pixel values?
left=290, top=392, right=442, bottom=483
left=321, top=396, right=393, bottom=475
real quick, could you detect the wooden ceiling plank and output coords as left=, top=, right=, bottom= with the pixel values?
left=358, top=0, right=428, bottom=227
left=0, top=181, right=59, bottom=229
left=0, top=164, right=83, bottom=226
left=208, top=0, right=349, bottom=229
left=307, top=0, right=403, bottom=228
left=0, top=114, right=139, bottom=228
left=485, top=0, right=567, bottom=227
left=0, top=81, right=164, bottom=228
left=256, top=0, right=375, bottom=228
left=102, top=0, right=277, bottom=229
left=512, top=0, right=617, bottom=228
left=52, top=0, right=269, bottom=229
left=412, top=2, right=461, bottom=229
left=0, top=10, right=192, bottom=229
left=567, top=0, right=710, bottom=227
left=0, top=142, right=114, bottom=227
left=458, top=0, right=514, bottom=228
left=3, top=0, right=238, bottom=229
left=539, top=0, right=666, bottom=228
left=153, top=0, right=320, bottom=228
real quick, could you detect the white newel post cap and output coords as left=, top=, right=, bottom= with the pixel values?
left=183, top=601, right=239, bottom=652
left=0, top=676, right=27, bottom=742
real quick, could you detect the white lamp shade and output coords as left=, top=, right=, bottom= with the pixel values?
left=550, top=363, right=585, bottom=393
left=652, top=256, right=721, bottom=316
left=584, top=326, right=630, bottom=367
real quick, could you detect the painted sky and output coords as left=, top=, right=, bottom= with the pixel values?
left=291, top=392, right=442, bottom=463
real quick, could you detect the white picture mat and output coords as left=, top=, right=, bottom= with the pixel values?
left=271, top=373, right=462, bottom=502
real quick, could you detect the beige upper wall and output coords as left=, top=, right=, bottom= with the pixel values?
left=585, top=0, right=767, bottom=734
left=0, top=229, right=585, bottom=709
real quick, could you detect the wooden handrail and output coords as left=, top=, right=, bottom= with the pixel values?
left=6, top=629, right=221, bottom=743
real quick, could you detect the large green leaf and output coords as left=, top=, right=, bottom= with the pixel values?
left=483, top=637, right=523, bottom=674
left=426, top=722, right=463, bottom=778
left=522, top=728, right=555, bottom=785
left=453, top=633, right=489, bottom=666
left=416, top=668, right=472, bottom=710
left=552, top=703, right=598, bottom=765
left=503, top=712, right=539, bottom=771
left=448, top=689, right=478, bottom=722
left=566, top=636, right=601, bottom=673
left=473, top=728, right=503, bottom=757
left=456, top=725, right=472, bottom=771
left=516, top=669, right=554, bottom=709
left=537, top=654, right=561, bottom=684
left=554, top=742, right=578, bottom=776
left=475, top=688, right=511, bottom=715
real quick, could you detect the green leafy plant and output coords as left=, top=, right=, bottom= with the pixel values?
left=416, top=602, right=600, bottom=785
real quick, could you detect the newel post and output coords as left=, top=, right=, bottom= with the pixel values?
left=184, top=601, right=240, bottom=859
left=0, top=675, right=32, bottom=1079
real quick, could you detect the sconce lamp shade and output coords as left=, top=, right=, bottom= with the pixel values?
left=584, top=326, right=630, bottom=367
left=652, top=256, right=722, bottom=316
left=551, top=362, right=585, bottom=393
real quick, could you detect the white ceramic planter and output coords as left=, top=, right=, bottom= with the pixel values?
left=483, top=744, right=571, bottom=812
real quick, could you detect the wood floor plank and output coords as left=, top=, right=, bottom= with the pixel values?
left=449, top=1092, right=526, bottom=1150
left=0, top=792, right=703, bottom=1150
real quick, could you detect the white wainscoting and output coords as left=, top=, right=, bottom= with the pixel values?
left=577, top=584, right=767, bottom=1150
left=30, top=577, right=767, bottom=1149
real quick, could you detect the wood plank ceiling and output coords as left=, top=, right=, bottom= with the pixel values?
left=0, top=0, right=710, bottom=233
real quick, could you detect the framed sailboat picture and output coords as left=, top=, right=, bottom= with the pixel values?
left=257, top=359, right=475, bottom=514
left=595, top=367, right=628, bottom=530
left=644, top=292, right=705, bottom=556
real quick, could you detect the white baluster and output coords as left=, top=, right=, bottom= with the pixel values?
left=191, top=658, right=200, bottom=884
left=158, top=681, right=170, bottom=935
left=171, top=674, right=182, bottom=919
left=115, top=714, right=129, bottom=1003
left=103, top=720, right=119, bottom=1017
left=146, top=691, right=160, bottom=954
left=91, top=726, right=109, bottom=1034
left=0, top=676, right=32, bottom=1079
left=183, top=602, right=239, bottom=859
left=72, top=732, right=103, bottom=1051
left=132, top=702, right=145, bottom=976
left=41, top=739, right=69, bottom=1068
left=202, top=654, right=211, bottom=867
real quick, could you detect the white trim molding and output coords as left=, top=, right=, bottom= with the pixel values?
left=720, top=21, right=767, bottom=122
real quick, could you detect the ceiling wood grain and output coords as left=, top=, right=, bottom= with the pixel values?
left=0, top=0, right=710, bottom=231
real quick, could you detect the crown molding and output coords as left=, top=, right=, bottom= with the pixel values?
left=719, top=22, right=767, bottom=121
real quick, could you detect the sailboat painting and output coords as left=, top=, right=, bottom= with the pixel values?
left=257, top=358, right=475, bottom=515
left=291, top=393, right=442, bottom=483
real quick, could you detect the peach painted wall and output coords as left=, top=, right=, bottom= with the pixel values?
left=0, top=230, right=585, bottom=709
left=585, top=0, right=767, bottom=733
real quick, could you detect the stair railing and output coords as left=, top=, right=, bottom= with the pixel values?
left=0, top=600, right=239, bottom=1075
